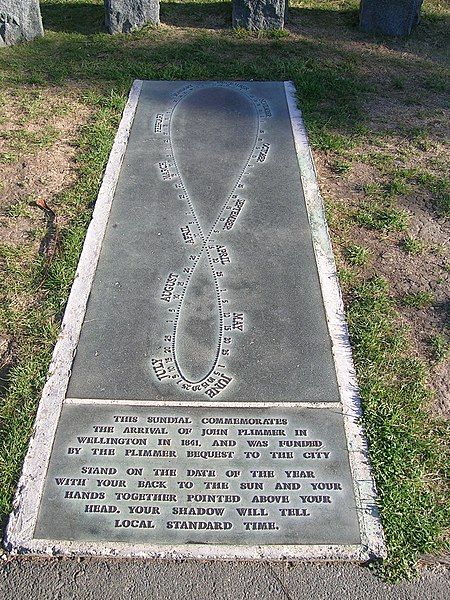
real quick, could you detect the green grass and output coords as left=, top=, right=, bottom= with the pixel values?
left=416, top=173, right=450, bottom=217
left=344, top=244, right=370, bottom=266
left=402, top=291, right=435, bottom=309
left=0, top=93, right=120, bottom=529
left=346, top=277, right=449, bottom=579
left=330, top=158, right=351, bottom=175
left=355, top=203, right=409, bottom=232
left=0, top=127, right=60, bottom=160
left=4, top=198, right=36, bottom=219
left=402, top=236, right=425, bottom=255
left=430, top=335, right=450, bottom=362
left=0, top=0, right=449, bottom=581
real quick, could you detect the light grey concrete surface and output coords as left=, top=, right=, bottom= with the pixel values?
left=0, top=558, right=448, bottom=599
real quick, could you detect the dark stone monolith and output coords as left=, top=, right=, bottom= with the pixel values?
left=105, top=0, right=160, bottom=34
left=232, top=0, right=287, bottom=30
left=359, top=0, right=423, bottom=36
left=0, top=0, right=44, bottom=47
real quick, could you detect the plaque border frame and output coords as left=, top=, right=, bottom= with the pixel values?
left=4, top=80, right=386, bottom=561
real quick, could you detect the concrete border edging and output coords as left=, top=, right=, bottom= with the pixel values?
left=284, top=81, right=386, bottom=560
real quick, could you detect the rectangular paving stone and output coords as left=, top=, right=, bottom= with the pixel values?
left=5, top=81, right=385, bottom=560
left=67, top=81, right=339, bottom=403
left=34, top=405, right=360, bottom=546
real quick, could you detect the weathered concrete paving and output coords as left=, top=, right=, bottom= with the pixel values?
left=0, top=559, right=448, bottom=599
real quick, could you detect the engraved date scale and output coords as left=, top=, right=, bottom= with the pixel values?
left=151, top=82, right=271, bottom=399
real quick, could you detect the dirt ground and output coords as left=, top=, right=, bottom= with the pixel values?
left=0, top=88, right=92, bottom=386
left=288, top=6, right=450, bottom=419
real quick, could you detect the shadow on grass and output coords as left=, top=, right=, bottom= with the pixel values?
left=0, top=363, right=13, bottom=402
left=1, top=6, right=448, bottom=141
left=8, top=38, right=365, bottom=136
left=41, top=1, right=106, bottom=35
left=161, top=1, right=232, bottom=28
left=40, top=1, right=355, bottom=33
left=40, top=0, right=234, bottom=34
left=1, top=0, right=448, bottom=155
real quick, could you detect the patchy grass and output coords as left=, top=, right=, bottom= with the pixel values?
left=346, top=277, right=449, bottom=580
left=402, top=291, right=435, bottom=309
left=355, top=203, right=409, bottom=233
left=344, top=244, right=371, bottom=266
left=402, top=236, right=425, bottom=255
left=430, top=335, right=450, bottom=363
left=330, top=158, right=351, bottom=175
left=0, top=126, right=60, bottom=155
left=0, top=92, right=121, bottom=529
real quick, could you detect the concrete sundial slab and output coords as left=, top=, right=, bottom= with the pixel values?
left=5, top=81, right=385, bottom=560
left=68, top=81, right=338, bottom=403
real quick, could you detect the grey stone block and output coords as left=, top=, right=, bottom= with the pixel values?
left=0, top=0, right=44, bottom=47
left=359, top=0, right=423, bottom=36
left=232, top=0, right=287, bottom=30
left=105, top=0, right=160, bottom=34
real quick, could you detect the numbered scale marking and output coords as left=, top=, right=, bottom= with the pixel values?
left=151, top=83, right=272, bottom=398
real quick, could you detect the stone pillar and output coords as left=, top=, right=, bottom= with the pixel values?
left=359, top=0, right=423, bottom=36
left=232, top=0, right=287, bottom=30
left=105, top=0, right=160, bottom=34
left=0, top=0, right=44, bottom=47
